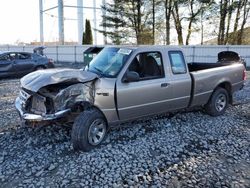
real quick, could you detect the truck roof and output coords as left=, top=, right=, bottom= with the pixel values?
left=105, top=45, right=183, bottom=53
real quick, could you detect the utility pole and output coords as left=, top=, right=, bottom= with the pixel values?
left=39, top=0, right=102, bottom=45
left=58, top=0, right=64, bottom=45
left=77, top=0, right=84, bottom=44
left=93, top=0, right=97, bottom=45
left=39, top=0, right=44, bottom=44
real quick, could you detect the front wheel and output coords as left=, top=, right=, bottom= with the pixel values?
left=71, top=110, right=107, bottom=151
left=204, top=87, right=229, bottom=116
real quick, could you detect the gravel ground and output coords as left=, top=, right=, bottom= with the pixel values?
left=0, top=72, right=249, bottom=187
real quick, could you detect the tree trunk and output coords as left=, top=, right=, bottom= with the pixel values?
left=185, top=0, right=202, bottom=45
left=136, top=0, right=143, bottom=44
left=225, top=0, right=233, bottom=44
left=237, top=0, right=249, bottom=44
left=218, top=0, right=228, bottom=45
left=186, top=20, right=192, bottom=45
left=172, top=1, right=183, bottom=45
left=186, top=0, right=194, bottom=45
left=232, top=0, right=242, bottom=44
left=165, top=0, right=172, bottom=45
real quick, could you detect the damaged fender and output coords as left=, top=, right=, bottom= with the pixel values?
left=53, top=82, right=95, bottom=111
left=16, top=68, right=98, bottom=121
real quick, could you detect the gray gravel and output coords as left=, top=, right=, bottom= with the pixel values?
left=0, top=72, right=249, bottom=187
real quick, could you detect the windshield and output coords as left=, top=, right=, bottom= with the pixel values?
left=86, top=47, right=132, bottom=78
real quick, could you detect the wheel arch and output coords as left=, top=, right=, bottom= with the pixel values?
left=35, top=65, right=46, bottom=70
left=215, top=81, right=232, bottom=104
left=71, top=101, right=109, bottom=127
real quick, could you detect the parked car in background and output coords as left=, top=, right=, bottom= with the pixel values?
left=0, top=51, right=54, bottom=78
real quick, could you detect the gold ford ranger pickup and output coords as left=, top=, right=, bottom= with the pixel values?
left=15, top=46, right=246, bottom=151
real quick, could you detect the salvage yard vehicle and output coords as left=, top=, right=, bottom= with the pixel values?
left=0, top=51, right=54, bottom=78
left=15, top=46, right=246, bottom=151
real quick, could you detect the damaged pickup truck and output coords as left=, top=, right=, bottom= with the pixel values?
left=15, top=46, right=246, bottom=151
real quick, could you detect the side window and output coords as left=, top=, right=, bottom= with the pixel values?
left=9, top=53, right=16, bottom=61
left=17, top=53, right=31, bottom=60
left=128, top=52, right=164, bottom=80
left=0, top=55, right=9, bottom=61
left=169, top=51, right=187, bottom=74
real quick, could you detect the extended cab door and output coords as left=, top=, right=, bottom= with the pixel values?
left=166, top=50, right=192, bottom=110
left=116, top=49, right=192, bottom=121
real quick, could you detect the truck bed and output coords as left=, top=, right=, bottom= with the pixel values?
left=188, top=63, right=245, bottom=107
left=188, top=61, right=241, bottom=72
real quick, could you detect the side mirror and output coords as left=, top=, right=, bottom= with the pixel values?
left=122, top=71, right=140, bottom=83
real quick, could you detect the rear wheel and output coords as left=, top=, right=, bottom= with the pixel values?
left=205, top=87, right=229, bottom=116
left=35, top=66, right=46, bottom=71
left=71, top=110, right=107, bottom=151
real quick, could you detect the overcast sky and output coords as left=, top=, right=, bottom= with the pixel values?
left=0, top=0, right=104, bottom=45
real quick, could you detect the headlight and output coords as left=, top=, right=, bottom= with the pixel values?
left=30, top=94, right=47, bottom=115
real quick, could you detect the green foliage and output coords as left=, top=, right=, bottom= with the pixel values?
left=99, top=1, right=125, bottom=44
left=82, top=32, right=85, bottom=45
left=99, top=0, right=155, bottom=45
left=83, top=19, right=93, bottom=45
left=98, top=0, right=249, bottom=45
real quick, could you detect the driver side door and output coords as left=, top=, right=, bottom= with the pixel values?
left=116, top=51, right=172, bottom=121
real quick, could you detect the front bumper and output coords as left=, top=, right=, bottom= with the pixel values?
left=15, top=97, right=70, bottom=122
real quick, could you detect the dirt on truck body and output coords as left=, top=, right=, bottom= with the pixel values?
left=15, top=46, right=246, bottom=151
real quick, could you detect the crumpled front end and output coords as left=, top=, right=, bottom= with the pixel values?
left=15, top=82, right=95, bottom=122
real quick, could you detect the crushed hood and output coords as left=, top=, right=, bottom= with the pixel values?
left=21, top=68, right=98, bottom=92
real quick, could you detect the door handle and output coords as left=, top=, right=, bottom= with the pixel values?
left=161, top=83, right=169, bottom=87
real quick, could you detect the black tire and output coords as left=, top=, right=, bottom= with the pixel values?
left=35, top=66, right=46, bottom=71
left=71, top=110, right=107, bottom=152
left=20, top=120, right=30, bottom=127
left=204, top=87, right=229, bottom=116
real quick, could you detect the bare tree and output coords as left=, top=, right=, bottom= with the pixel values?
left=164, top=0, right=173, bottom=45
left=152, top=0, right=155, bottom=44
left=172, top=1, right=184, bottom=45
left=218, top=0, right=228, bottom=44
left=237, top=0, right=250, bottom=44
left=232, top=0, right=242, bottom=44
left=186, top=0, right=203, bottom=45
left=224, top=0, right=234, bottom=44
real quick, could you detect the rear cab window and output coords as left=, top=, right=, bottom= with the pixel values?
left=168, top=51, right=187, bottom=74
